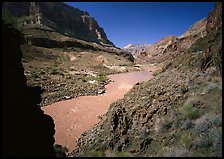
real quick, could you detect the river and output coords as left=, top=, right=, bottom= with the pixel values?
left=41, top=64, right=156, bottom=152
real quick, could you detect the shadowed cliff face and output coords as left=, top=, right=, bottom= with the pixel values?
left=2, top=2, right=30, bottom=17
left=200, top=2, right=222, bottom=74
left=2, top=2, right=114, bottom=46
left=2, top=21, right=55, bottom=156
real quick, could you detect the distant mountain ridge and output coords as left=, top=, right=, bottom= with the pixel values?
left=123, top=44, right=151, bottom=49
left=123, top=44, right=151, bottom=60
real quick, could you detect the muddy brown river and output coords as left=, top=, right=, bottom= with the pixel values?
left=41, top=64, right=156, bottom=152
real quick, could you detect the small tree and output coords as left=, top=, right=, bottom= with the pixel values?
left=2, top=10, right=18, bottom=27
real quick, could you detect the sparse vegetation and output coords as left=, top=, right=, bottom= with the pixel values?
left=162, top=116, right=172, bottom=130
left=61, top=146, right=69, bottom=153
left=180, top=132, right=192, bottom=149
left=95, top=72, right=108, bottom=83
left=50, top=68, right=59, bottom=75
left=178, top=103, right=198, bottom=119
left=152, top=70, right=160, bottom=76
left=82, top=150, right=132, bottom=157
left=180, top=119, right=192, bottom=130
left=2, top=10, right=18, bottom=27
left=54, top=144, right=67, bottom=157
left=115, top=151, right=132, bottom=157
left=83, top=150, right=105, bottom=157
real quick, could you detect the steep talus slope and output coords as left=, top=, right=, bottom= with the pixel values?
left=2, top=2, right=114, bottom=46
left=72, top=2, right=222, bottom=157
left=2, top=21, right=55, bottom=156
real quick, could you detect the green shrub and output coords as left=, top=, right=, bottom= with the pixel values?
left=84, top=150, right=105, bottom=157
left=61, top=146, right=69, bottom=153
left=115, top=151, right=132, bottom=157
left=54, top=144, right=67, bottom=157
left=95, top=72, right=108, bottom=83
left=162, top=116, right=172, bottom=129
left=2, top=10, right=18, bottom=27
left=50, top=68, right=59, bottom=75
left=179, top=103, right=198, bottom=119
left=211, top=116, right=222, bottom=127
left=152, top=70, right=160, bottom=76
left=180, top=132, right=192, bottom=149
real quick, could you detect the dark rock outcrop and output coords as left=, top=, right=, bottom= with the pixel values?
left=2, top=2, right=30, bottom=17
left=2, top=21, right=55, bottom=156
left=2, top=2, right=114, bottom=46
left=200, top=2, right=222, bottom=74
left=168, top=2, right=222, bottom=75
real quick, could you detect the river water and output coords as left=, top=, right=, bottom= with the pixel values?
left=41, top=64, right=156, bottom=152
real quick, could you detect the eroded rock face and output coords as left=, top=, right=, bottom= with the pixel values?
left=2, top=2, right=30, bottom=17
left=200, top=2, right=222, bottom=74
left=144, top=18, right=207, bottom=65
left=2, top=21, right=55, bottom=156
left=2, top=2, right=135, bottom=63
left=2, top=2, right=114, bottom=46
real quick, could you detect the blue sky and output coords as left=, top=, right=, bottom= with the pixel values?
left=64, top=2, right=215, bottom=48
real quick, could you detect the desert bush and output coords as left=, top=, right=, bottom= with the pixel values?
left=209, top=127, right=222, bottom=149
left=50, top=68, right=59, bottom=75
left=54, top=144, right=67, bottom=157
left=184, top=97, right=200, bottom=107
left=95, top=72, right=108, bottom=83
left=61, top=146, right=69, bottom=153
left=152, top=70, right=160, bottom=76
left=194, top=117, right=211, bottom=134
left=162, top=116, right=172, bottom=130
left=193, top=114, right=222, bottom=150
left=210, top=115, right=222, bottom=127
left=191, top=133, right=212, bottom=151
left=115, top=151, right=132, bottom=157
left=178, top=103, right=198, bottom=119
left=84, top=150, right=105, bottom=157
left=190, top=113, right=222, bottom=155
left=155, top=116, right=172, bottom=132
left=162, top=146, right=193, bottom=157
left=206, top=82, right=218, bottom=92
left=2, top=10, right=18, bottom=27
left=172, top=111, right=182, bottom=128
left=180, top=119, right=192, bottom=130
left=180, top=132, right=192, bottom=149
